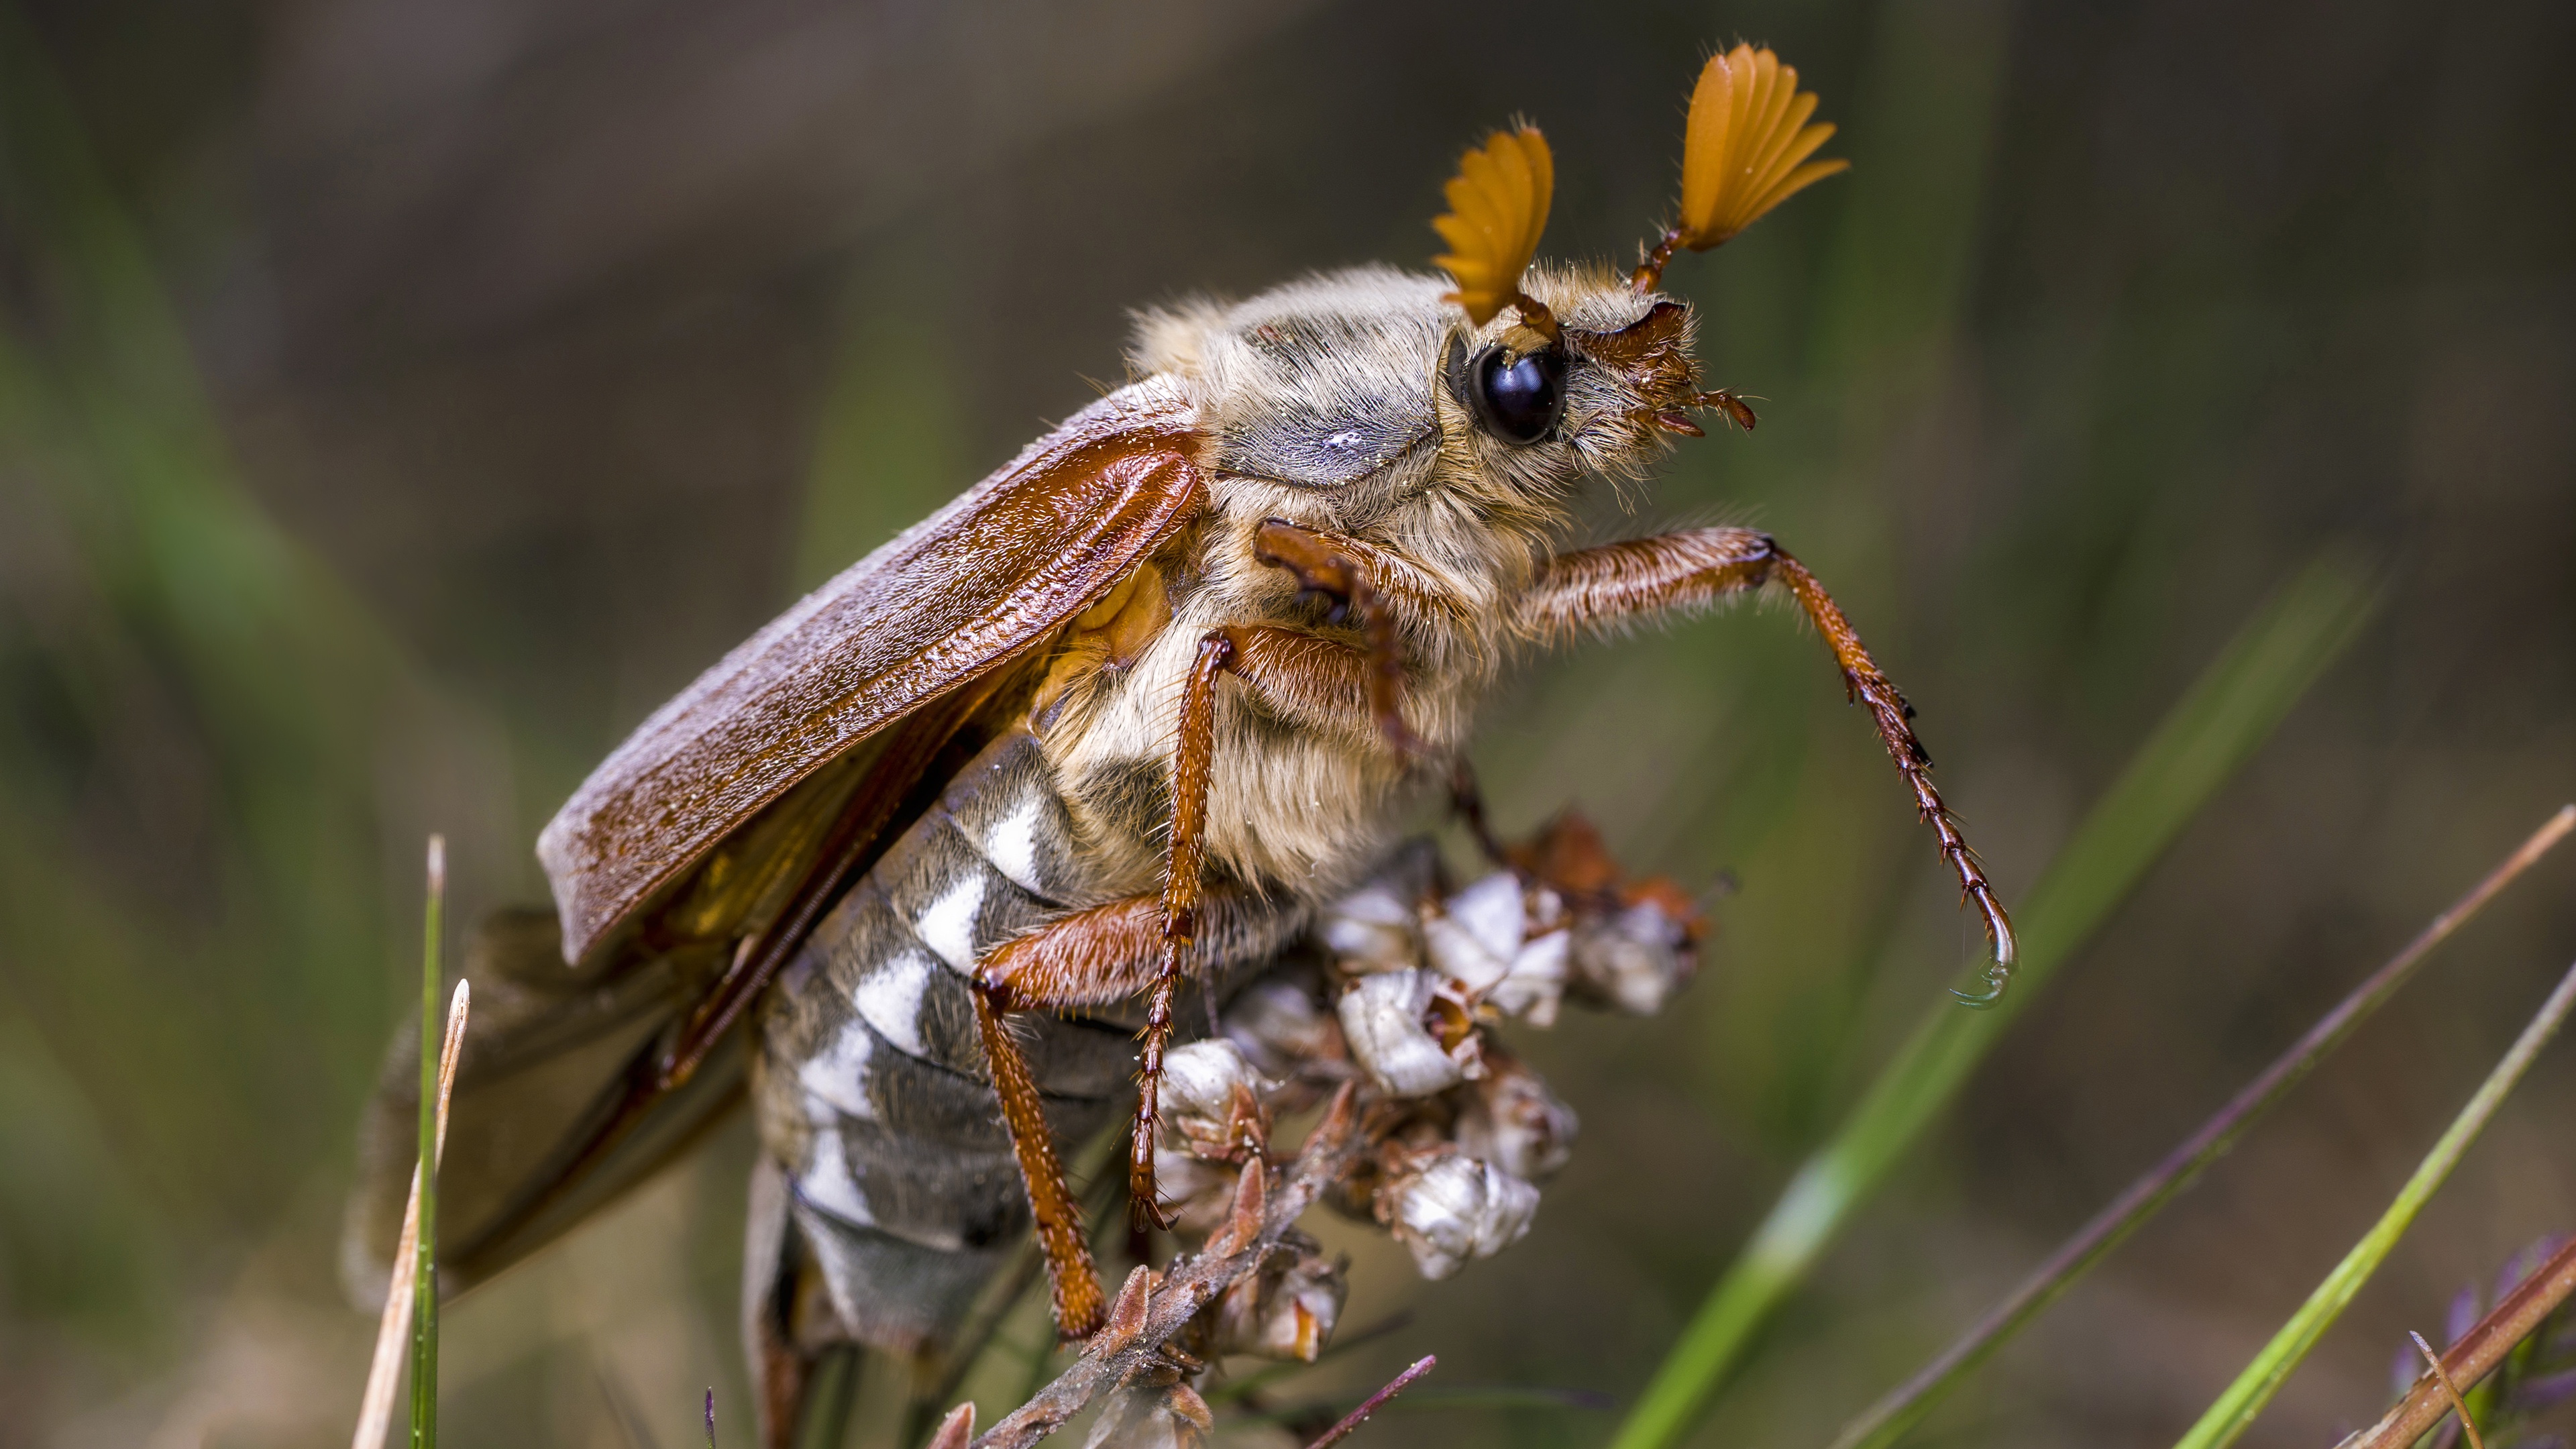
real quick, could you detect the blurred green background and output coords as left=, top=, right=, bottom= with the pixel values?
left=2, top=0, right=2572, bottom=1445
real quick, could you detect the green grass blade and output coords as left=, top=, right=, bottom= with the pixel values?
left=2170, top=955, right=2576, bottom=1449
left=411, top=838, right=443, bottom=1449
left=1608, top=553, right=2379, bottom=1449
left=1825, top=806, right=2575, bottom=1449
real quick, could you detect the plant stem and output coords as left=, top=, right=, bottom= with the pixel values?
left=412, top=836, right=443, bottom=1449
left=1608, top=555, right=2375, bottom=1449
left=352, top=977, right=469, bottom=1449
left=1823, top=806, right=2574, bottom=1449
left=2339, top=1234, right=2576, bottom=1449
left=2170, top=956, right=2576, bottom=1449
left=1304, top=1357, right=1436, bottom=1449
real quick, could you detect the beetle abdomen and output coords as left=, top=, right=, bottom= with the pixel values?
left=752, top=731, right=1146, bottom=1348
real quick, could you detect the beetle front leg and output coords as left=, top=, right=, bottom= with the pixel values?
left=1249, top=519, right=1428, bottom=757
left=1520, top=527, right=2018, bottom=1004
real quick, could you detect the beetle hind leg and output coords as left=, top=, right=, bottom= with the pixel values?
left=969, top=986, right=1108, bottom=1338
left=974, top=630, right=1237, bottom=1302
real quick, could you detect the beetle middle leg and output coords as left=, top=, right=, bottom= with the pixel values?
left=1519, top=526, right=2018, bottom=1004
left=971, top=615, right=1396, bottom=1335
left=971, top=631, right=1241, bottom=1338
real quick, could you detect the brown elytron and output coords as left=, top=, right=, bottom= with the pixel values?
left=537, top=382, right=1207, bottom=964
left=343, top=43, right=2017, bottom=1449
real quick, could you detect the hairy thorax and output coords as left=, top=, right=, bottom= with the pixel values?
left=1028, top=457, right=1530, bottom=909
left=1018, top=265, right=1677, bottom=909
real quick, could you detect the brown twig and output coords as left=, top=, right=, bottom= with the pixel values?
left=1303, top=1355, right=1436, bottom=1449
left=966, top=1083, right=1370, bottom=1449
left=2341, top=1234, right=2576, bottom=1449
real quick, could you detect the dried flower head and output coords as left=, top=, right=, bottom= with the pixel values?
left=1337, top=968, right=1480, bottom=1097
left=960, top=822, right=1702, bottom=1448
left=1432, top=124, right=1554, bottom=327
left=1674, top=44, right=1848, bottom=252
left=1374, top=1145, right=1542, bottom=1279
left=1207, top=1230, right=1345, bottom=1362
left=1454, top=1053, right=1580, bottom=1183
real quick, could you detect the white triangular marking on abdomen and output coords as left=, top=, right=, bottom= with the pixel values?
left=912, top=870, right=989, bottom=975
left=795, top=1096, right=876, bottom=1228
left=851, top=949, right=936, bottom=1059
left=798, top=1020, right=877, bottom=1122
left=980, top=792, right=1048, bottom=896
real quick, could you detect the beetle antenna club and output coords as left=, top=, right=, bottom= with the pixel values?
left=1633, top=44, right=1851, bottom=292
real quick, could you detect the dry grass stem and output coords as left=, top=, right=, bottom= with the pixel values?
left=352, top=979, right=470, bottom=1449
left=1303, top=1354, right=1436, bottom=1449
left=2342, top=1234, right=2576, bottom=1449
left=2407, top=1331, right=2487, bottom=1449
left=1825, top=804, right=2576, bottom=1449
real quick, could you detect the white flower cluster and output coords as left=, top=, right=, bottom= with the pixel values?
left=1073, top=822, right=1698, bottom=1448
left=1155, top=825, right=1700, bottom=1291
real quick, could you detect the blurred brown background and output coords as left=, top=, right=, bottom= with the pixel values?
left=2, top=0, right=2572, bottom=1445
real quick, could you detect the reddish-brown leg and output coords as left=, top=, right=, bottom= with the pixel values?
left=969, top=984, right=1106, bottom=1338
left=970, top=623, right=1379, bottom=1335
left=975, top=877, right=1302, bottom=1336
left=1250, top=519, right=1426, bottom=757
left=981, top=897, right=1169, bottom=1008
left=1521, top=527, right=2018, bottom=1004
left=1225, top=607, right=1502, bottom=862
left=971, top=892, right=1183, bottom=1339
left=1131, top=631, right=1233, bottom=1226
left=975, top=632, right=1237, bottom=1254
left=981, top=883, right=1295, bottom=1012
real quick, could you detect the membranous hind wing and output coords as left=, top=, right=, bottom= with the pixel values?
left=345, top=727, right=934, bottom=1305
left=344, top=380, right=1207, bottom=1301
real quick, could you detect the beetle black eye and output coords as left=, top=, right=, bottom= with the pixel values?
left=1463, top=344, right=1567, bottom=444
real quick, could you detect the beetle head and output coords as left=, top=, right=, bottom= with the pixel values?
left=1124, top=48, right=1839, bottom=532
left=1417, top=44, right=1845, bottom=472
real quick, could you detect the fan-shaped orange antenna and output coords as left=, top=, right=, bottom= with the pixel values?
left=1432, top=124, right=1556, bottom=335
left=1633, top=45, right=1848, bottom=292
